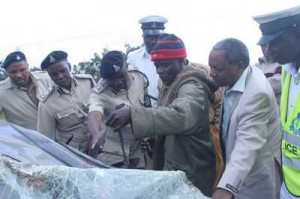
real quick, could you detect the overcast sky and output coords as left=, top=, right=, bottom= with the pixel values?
left=0, top=0, right=299, bottom=68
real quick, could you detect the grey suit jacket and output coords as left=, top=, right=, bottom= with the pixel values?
left=217, top=65, right=281, bottom=199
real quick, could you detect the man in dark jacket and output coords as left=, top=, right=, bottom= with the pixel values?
left=105, top=33, right=216, bottom=196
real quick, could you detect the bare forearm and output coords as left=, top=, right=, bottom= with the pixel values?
left=88, top=111, right=103, bottom=137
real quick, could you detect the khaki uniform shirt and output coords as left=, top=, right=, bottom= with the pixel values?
left=37, top=74, right=95, bottom=152
left=0, top=72, right=52, bottom=130
left=89, top=71, right=147, bottom=167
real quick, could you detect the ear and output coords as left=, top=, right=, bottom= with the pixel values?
left=67, top=62, right=72, bottom=71
left=184, top=59, right=189, bottom=66
left=236, top=60, right=245, bottom=68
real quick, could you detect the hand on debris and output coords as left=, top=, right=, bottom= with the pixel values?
left=212, top=188, right=233, bottom=199
left=106, top=105, right=131, bottom=132
left=90, top=131, right=101, bottom=150
left=88, top=133, right=103, bottom=157
left=140, top=138, right=153, bottom=158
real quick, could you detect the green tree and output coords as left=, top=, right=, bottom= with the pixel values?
left=0, top=60, right=7, bottom=81
left=73, top=52, right=102, bottom=82
left=125, top=43, right=141, bottom=58
left=30, top=67, right=41, bottom=72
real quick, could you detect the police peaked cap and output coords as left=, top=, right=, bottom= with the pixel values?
left=41, top=50, right=68, bottom=70
left=2, top=51, right=27, bottom=69
left=253, top=6, right=300, bottom=45
left=139, top=15, right=168, bottom=35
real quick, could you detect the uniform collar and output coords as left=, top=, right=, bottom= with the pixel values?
left=109, top=72, right=133, bottom=94
left=140, top=46, right=151, bottom=59
left=18, top=74, right=37, bottom=92
left=258, top=56, right=267, bottom=64
left=285, top=62, right=300, bottom=75
left=54, top=76, right=77, bottom=95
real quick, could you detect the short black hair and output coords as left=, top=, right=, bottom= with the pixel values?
left=212, top=38, right=250, bottom=68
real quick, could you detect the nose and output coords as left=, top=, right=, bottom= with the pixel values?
left=266, top=42, right=277, bottom=56
left=264, top=43, right=270, bottom=53
left=210, top=69, right=216, bottom=78
left=115, top=78, right=124, bottom=85
left=15, top=71, right=23, bottom=78
left=156, top=65, right=164, bottom=75
left=57, top=72, right=64, bottom=80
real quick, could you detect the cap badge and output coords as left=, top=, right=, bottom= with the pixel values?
left=49, top=55, right=56, bottom=63
left=151, top=22, right=157, bottom=28
left=16, top=55, right=21, bottom=60
left=113, top=65, right=120, bottom=72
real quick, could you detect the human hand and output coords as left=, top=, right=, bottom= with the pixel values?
left=140, top=138, right=153, bottom=158
left=90, top=131, right=101, bottom=150
left=105, top=105, right=131, bottom=132
left=88, top=130, right=103, bottom=158
left=212, top=188, right=234, bottom=199
left=88, top=142, right=103, bottom=158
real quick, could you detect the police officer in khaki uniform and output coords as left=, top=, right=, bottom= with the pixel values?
left=88, top=51, right=148, bottom=168
left=37, top=51, right=95, bottom=153
left=0, top=51, right=52, bottom=130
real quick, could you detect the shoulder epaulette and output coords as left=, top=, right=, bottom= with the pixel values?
left=128, top=64, right=140, bottom=71
left=0, top=78, right=12, bottom=90
left=92, top=79, right=109, bottom=94
left=31, top=71, right=50, bottom=80
left=39, top=85, right=55, bottom=102
left=74, top=74, right=95, bottom=88
left=128, top=69, right=149, bottom=89
left=74, top=74, right=93, bottom=79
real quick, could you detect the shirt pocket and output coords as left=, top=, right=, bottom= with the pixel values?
left=56, top=107, right=81, bottom=130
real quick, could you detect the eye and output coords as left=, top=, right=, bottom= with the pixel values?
left=213, top=66, right=224, bottom=73
left=20, top=68, right=27, bottom=73
left=60, top=68, right=66, bottom=73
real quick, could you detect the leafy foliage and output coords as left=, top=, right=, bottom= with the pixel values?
left=30, top=67, right=41, bottom=72
left=0, top=60, right=8, bottom=81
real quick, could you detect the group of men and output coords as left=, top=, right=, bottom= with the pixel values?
left=0, top=5, right=300, bottom=199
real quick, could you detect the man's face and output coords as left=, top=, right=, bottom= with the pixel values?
left=209, top=50, right=244, bottom=88
left=6, top=61, right=31, bottom=87
left=143, top=34, right=159, bottom=53
left=265, top=31, right=300, bottom=64
left=260, top=43, right=272, bottom=62
left=154, top=59, right=183, bottom=86
left=47, top=61, right=72, bottom=89
left=106, top=66, right=128, bottom=92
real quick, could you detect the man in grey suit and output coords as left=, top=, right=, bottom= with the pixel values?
left=209, top=38, right=281, bottom=199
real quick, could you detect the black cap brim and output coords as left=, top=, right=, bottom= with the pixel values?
left=257, top=30, right=285, bottom=45
left=142, top=29, right=164, bottom=35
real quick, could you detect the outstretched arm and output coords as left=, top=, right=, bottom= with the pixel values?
left=88, top=111, right=103, bottom=149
